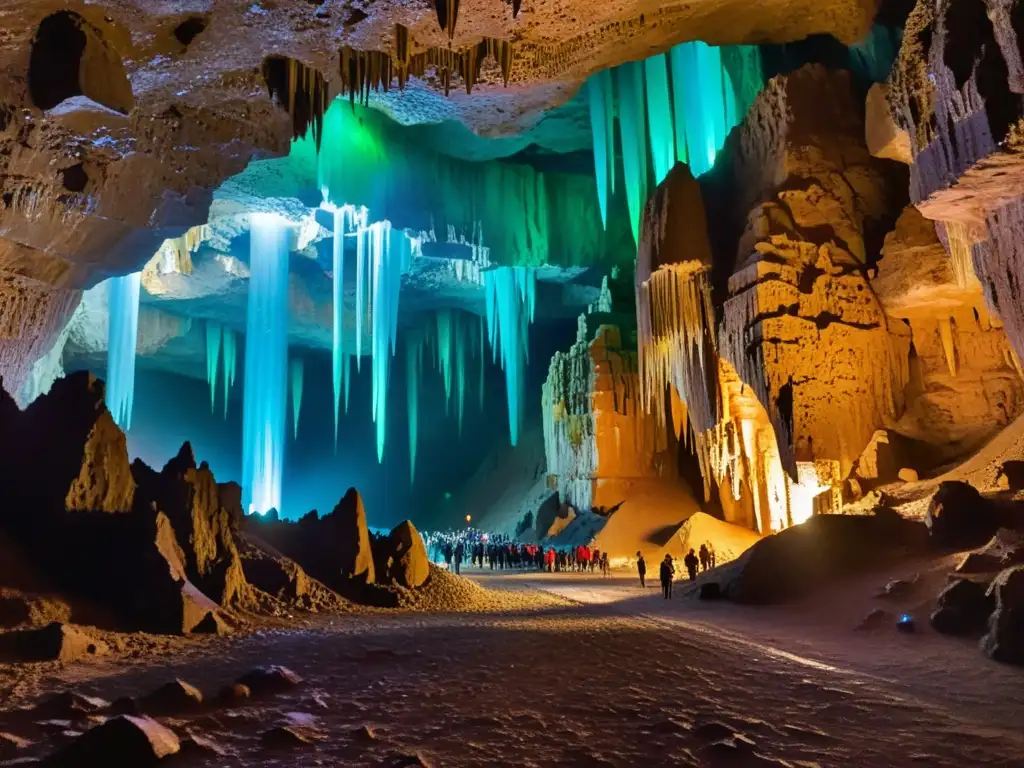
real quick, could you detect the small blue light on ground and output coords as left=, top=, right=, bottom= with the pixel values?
left=897, top=613, right=916, bottom=633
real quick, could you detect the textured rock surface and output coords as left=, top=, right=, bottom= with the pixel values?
left=379, top=520, right=430, bottom=589
left=982, top=564, right=1024, bottom=665
left=890, top=0, right=1024, bottom=375
left=874, top=206, right=1024, bottom=457
left=711, top=66, right=907, bottom=512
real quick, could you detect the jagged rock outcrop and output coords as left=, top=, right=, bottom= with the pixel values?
left=981, top=565, right=1024, bottom=665
left=925, top=481, right=1003, bottom=549
left=874, top=206, right=1023, bottom=458
left=890, top=0, right=1024, bottom=373
left=0, top=373, right=223, bottom=633
left=245, top=488, right=377, bottom=593
left=130, top=443, right=249, bottom=608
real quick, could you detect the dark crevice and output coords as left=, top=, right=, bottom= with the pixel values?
left=945, top=0, right=989, bottom=90
left=173, top=17, right=207, bottom=47
left=60, top=163, right=88, bottom=192
left=28, top=12, right=87, bottom=110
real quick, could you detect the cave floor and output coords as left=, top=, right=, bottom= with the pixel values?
left=3, top=570, right=1023, bottom=767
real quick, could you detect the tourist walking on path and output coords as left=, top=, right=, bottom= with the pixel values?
left=636, top=551, right=647, bottom=588
left=660, top=554, right=675, bottom=599
left=684, top=548, right=699, bottom=581
left=699, top=544, right=710, bottom=572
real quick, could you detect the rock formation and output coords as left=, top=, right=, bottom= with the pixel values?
left=630, top=65, right=909, bottom=533
left=889, top=0, right=1024, bottom=376
left=379, top=520, right=430, bottom=589
left=543, top=315, right=675, bottom=515
left=874, top=205, right=1024, bottom=459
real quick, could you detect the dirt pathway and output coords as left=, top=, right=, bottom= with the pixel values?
left=2, top=573, right=1022, bottom=767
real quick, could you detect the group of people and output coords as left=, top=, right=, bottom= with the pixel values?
left=637, top=542, right=718, bottom=599
left=422, top=529, right=620, bottom=576
left=422, top=528, right=720, bottom=595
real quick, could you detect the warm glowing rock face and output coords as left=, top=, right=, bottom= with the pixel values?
left=636, top=66, right=908, bottom=532
left=874, top=206, right=1024, bottom=454
left=889, top=0, right=1024, bottom=370
left=543, top=318, right=673, bottom=514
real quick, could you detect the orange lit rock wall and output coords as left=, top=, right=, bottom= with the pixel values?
left=543, top=318, right=672, bottom=514
left=874, top=206, right=1024, bottom=455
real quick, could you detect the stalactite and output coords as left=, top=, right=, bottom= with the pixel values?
left=478, top=312, right=486, bottom=411
left=644, top=53, right=675, bottom=184
left=222, top=328, right=237, bottom=419
left=937, top=317, right=958, bottom=376
left=406, top=331, right=423, bottom=485
left=332, top=208, right=345, bottom=443
left=262, top=56, right=329, bottom=150
left=616, top=61, right=648, bottom=247
left=455, top=312, right=467, bottom=436
left=587, top=69, right=615, bottom=229
left=205, top=320, right=222, bottom=412
left=484, top=267, right=535, bottom=446
left=242, top=215, right=289, bottom=515
left=105, top=272, right=141, bottom=430
left=437, top=309, right=454, bottom=410
left=290, top=357, right=304, bottom=439
left=669, top=42, right=735, bottom=176
left=433, top=0, right=460, bottom=39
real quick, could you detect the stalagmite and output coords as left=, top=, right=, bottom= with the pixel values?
left=644, top=54, right=675, bottom=184
left=205, top=320, right=222, bottom=412
left=242, top=215, right=289, bottom=515
left=587, top=69, right=615, bottom=229
left=105, top=272, right=142, bottom=431
left=290, top=357, right=304, bottom=440
left=616, top=61, right=648, bottom=246
left=222, top=327, right=237, bottom=419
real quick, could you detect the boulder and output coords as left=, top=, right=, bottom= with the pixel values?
left=41, top=715, right=179, bottom=766
left=239, top=539, right=311, bottom=602
left=715, top=509, right=928, bottom=604
left=930, top=579, right=993, bottom=636
left=996, top=461, right=1024, bottom=493
left=236, top=665, right=303, bottom=696
left=0, top=622, right=108, bottom=663
left=925, top=482, right=1002, bottom=549
left=32, top=692, right=110, bottom=719
left=379, top=520, right=430, bottom=589
left=138, top=680, right=204, bottom=716
left=981, top=565, right=1024, bottom=665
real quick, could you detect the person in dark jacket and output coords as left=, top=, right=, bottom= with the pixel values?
left=636, top=551, right=647, bottom=588
left=454, top=541, right=464, bottom=575
left=660, top=555, right=675, bottom=599
left=684, top=548, right=699, bottom=581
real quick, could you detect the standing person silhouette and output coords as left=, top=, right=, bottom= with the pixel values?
left=660, top=554, right=675, bottom=599
left=636, top=551, right=647, bottom=588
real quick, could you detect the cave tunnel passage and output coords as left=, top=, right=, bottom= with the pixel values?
left=28, top=11, right=134, bottom=115
left=28, top=11, right=87, bottom=111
